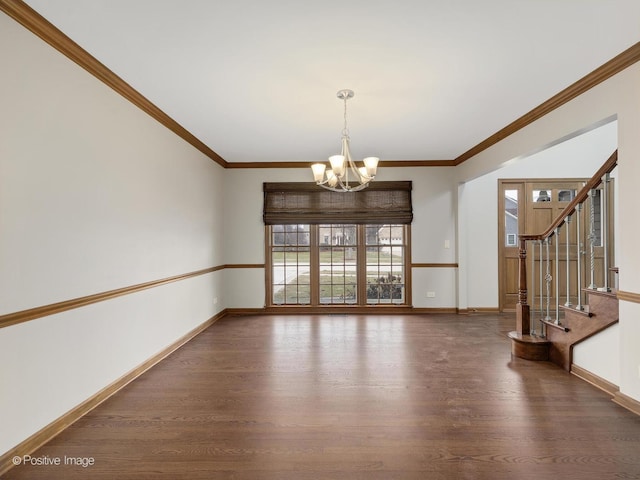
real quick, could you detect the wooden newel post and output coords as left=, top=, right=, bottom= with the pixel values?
left=516, top=237, right=530, bottom=335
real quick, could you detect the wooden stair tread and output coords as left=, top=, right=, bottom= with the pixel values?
left=559, top=304, right=593, bottom=318
left=507, top=331, right=551, bottom=343
left=508, top=331, right=550, bottom=361
left=583, top=287, right=617, bottom=299
left=541, top=319, right=570, bottom=332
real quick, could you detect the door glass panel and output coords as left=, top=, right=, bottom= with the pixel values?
left=558, top=189, right=576, bottom=202
left=532, top=189, right=551, bottom=202
left=505, top=189, right=518, bottom=246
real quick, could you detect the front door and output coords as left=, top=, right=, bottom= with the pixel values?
left=526, top=181, right=584, bottom=311
left=498, top=178, right=608, bottom=312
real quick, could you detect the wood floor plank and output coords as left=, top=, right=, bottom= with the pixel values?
left=5, top=314, right=640, bottom=479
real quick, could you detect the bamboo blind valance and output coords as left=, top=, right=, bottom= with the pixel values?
left=263, top=181, right=412, bottom=225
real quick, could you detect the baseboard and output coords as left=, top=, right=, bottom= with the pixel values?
left=613, top=391, right=640, bottom=417
left=226, top=307, right=270, bottom=316
left=227, top=307, right=459, bottom=316
left=571, top=364, right=619, bottom=396
left=458, top=307, right=501, bottom=314
left=410, top=307, right=458, bottom=314
left=0, top=311, right=226, bottom=477
left=571, top=365, right=640, bottom=417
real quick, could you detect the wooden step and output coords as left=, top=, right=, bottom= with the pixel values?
left=508, top=331, right=551, bottom=361
left=545, top=290, right=619, bottom=371
left=559, top=304, right=592, bottom=318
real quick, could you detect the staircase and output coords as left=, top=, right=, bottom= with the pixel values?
left=509, top=150, right=618, bottom=372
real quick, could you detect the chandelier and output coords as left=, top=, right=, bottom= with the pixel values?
left=311, top=89, right=379, bottom=192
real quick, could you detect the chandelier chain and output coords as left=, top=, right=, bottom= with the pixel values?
left=342, top=96, right=349, bottom=137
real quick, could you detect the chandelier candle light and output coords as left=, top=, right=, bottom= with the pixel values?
left=311, top=89, right=379, bottom=192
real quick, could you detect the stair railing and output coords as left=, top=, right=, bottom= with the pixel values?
left=515, top=150, right=617, bottom=337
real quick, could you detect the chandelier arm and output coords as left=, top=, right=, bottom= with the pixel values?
left=343, top=137, right=351, bottom=187
left=342, top=136, right=365, bottom=185
left=316, top=181, right=369, bottom=193
left=344, top=140, right=370, bottom=185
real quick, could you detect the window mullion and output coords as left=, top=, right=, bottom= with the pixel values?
left=265, top=226, right=272, bottom=307
left=357, top=225, right=367, bottom=306
left=404, top=225, right=412, bottom=306
left=310, top=224, right=320, bottom=306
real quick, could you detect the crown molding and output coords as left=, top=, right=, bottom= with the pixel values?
left=226, top=161, right=315, bottom=169
left=0, top=0, right=228, bottom=167
left=225, top=159, right=456, bottom=169
left=380, top=159, right=456, bottom=167
left=454, top=41, right=640, bottom=165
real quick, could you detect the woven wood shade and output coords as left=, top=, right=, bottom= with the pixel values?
left=263, top=181, right=412, bottom=224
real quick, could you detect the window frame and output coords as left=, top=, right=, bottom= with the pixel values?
left=266, top=223, right=411, bottom=308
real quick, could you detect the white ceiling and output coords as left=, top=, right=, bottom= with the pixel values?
left=23, top=0, right=640, bottom=163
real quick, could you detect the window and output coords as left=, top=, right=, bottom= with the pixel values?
left=504, top=189, right=518, bottom=247
left=366, top=225, right=405, bottom=304
left=264, top=181, right=412, bottom=308
left=318, top=224, right=358, bottom=304
left=271, top=225, right=310, bottom=304
left=268, top=224, right=408, bottom=306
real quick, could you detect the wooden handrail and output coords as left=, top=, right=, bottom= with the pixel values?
left=520, top=150, right=618, bottom=242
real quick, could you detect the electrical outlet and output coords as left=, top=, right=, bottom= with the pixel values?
left=427, top=291, right=436, bottom=298
left=638, top=364, right=640, bottom=379
left=214, top=297, right=219, bottom=305
left=444, top=240, right=450, bottom=249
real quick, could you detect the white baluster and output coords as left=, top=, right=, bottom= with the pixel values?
left=565, top=216, right=572, bottom=307
left=602, top=174, right=610, bottom=291
left=588, top=189, right=596, bottom=289
left=539, top=240, right=544, bottom=336
left=576, top=203, right=584, bottom=311
left=554, top=227, right=560, bottom=324
left=530, top=239, right=536, bottom=335
left=545, top=238, right=552, bottom=321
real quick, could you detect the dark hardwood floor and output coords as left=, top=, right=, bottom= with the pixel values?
left=5, top=314, right=640, bottom=479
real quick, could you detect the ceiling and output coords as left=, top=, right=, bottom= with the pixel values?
left=21, top=0, right=640, bottom=164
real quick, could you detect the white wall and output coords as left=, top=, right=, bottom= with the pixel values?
left=461, top=121, right=617, bottom=309
left=0, top=14, right=225, bottom=455
left=222, top=166, right=459, bottom=309
left=615, top=61, right=640, bottom=402
left=456, top=62, right=640, bottom=402
left=223, top=168, right=301, bottom=308
left=573, top=324, right=620, bottom=385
